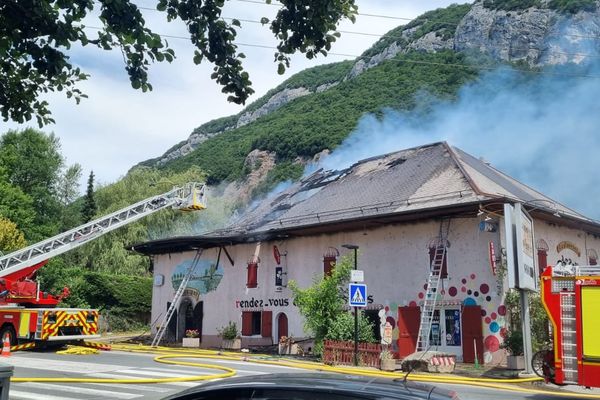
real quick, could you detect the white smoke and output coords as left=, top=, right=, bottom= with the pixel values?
left=316, top=65, right=600, bottom=219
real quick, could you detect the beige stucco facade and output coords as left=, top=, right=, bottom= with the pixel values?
left=150, top=212, right=600, bottom=363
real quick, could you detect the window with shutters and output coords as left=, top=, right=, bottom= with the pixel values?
left=323, top=247, right=339, bottom=276
left=588, top=249, right=598, bottom=266
left=246, top=256, right=260, bottom=288
left=241, top=311, right=272, bottom=337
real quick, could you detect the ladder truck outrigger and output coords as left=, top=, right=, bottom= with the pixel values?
left=536, top=263, right=600, bottom=388
left=0, top=183, right=206, bottom=351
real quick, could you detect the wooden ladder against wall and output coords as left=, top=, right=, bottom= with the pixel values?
left=151, top=249, right=203, bottom=347
left=415, top=218, right=451, bottom=353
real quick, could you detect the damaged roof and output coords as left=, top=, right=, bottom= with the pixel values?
left=132, top=141, right=598, bottom=255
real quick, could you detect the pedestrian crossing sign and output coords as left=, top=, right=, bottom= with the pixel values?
left=349, top=283, right=367, bottom=307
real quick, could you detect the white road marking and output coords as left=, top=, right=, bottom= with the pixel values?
left=115, top=369, right=207, bottom=378
left=183, top=358, right=301, bottom=370
left=143, top=366, right=261, bottom=376
left=88, top=372, right=199, bottom=387
left=17, top=382, right=142, bottom=399
left=3, top=356, right=124, bottom=374
left=9, top=390, right=82, bottom=400
left=79, top=382, right=173, bottom=393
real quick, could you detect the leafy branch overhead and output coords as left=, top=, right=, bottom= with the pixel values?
left=0, top=0, right=358, bottom=126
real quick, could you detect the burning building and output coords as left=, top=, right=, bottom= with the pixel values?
left=131, top=142, right=600, bottom=363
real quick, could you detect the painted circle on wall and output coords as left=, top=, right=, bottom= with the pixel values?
left=498, top=305, right=507, bottom=316
left=418, top=292, right=424, bottom=299
left=500, top=327, right=508, bottom=338
left=462, top=278, right=467, bottom=284
left=485, top=317, right=491, bottom=324
left=461, top=287, right=467, bottom=293
left=481, top=309, right=487, bottom=316
left=491, top=312, right=497, bottom=320
left=448, top=287, right=458, bottom=297
left=486, top=296, right=492, bottom=302
left=490, top=322, right=500, bottom=333
left=464, top=297, right=477, bottom=306
left=470, top=273, right=476, bottom=280
left=474, top=291, right=479, bottom=297
left=480, top=284, right=490, bottom=294
left=484, top=335, right=500, bottom=352
left=467, top=290, right=472, bottom=295
left=386, top=316, right=396, bottom=327
left=385, top=306, right=389, bottom=312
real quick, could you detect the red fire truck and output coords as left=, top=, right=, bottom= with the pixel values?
left=537, top=264, right=600, bottom=388
left=0, top=183, right=205, bottom=350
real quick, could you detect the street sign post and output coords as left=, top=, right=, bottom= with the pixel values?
left=350, top=270, right=364, bottom=282
left=349, top=283, right=367, bottom=307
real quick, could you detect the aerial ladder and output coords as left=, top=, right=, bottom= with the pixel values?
left=0, top=183, right=206, bottom=349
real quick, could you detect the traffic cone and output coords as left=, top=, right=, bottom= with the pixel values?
left=1, top=335, right=10, bottom=357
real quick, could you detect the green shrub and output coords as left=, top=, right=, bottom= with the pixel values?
left=325, top=311, right=377, bottom=343
left=218, top=321, right=240, bottom=340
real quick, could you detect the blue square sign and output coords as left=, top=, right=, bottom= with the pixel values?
left=349, top=283, right=367, bottom=307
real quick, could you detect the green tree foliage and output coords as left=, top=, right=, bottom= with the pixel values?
left=504, top=289, right=550, bottom=353
left=0, top=128, right=64, bottom=240
left=0, top=170, right=36, bottom=238
left=164, top=51, right=479, bottom=183
left=82, top=171, right=97, bottom=223
left=288, top=255, right=353, bottom=354
left=57, top=163, right=83, bottom=229
left=326, top=311, right=376, bottom=343
left=0, top=217, right=27, bottom=253
left=403, top=4, right=472, bottom=41
left=1, top=0, right=358, bottom=126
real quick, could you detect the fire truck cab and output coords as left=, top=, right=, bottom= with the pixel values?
left=540, top=264, right=600, bottom=388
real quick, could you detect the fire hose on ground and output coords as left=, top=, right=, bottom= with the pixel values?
left=6, top=343, right=600, bottom=398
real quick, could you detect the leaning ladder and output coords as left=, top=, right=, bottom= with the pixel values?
left=416, top=218, right=451, bottom=352
left=151, top=249, right=203, bottom=347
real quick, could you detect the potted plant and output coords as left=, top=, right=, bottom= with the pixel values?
left=502, top=329, right=525, bottom=370
left=218, top=321, right=241, bottom=350
left=380, top=349, right=396, bottom=371
left=182, top=329, right=200, bottom=347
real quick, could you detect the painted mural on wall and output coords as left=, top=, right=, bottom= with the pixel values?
left=377, top=271, right=506, bottom=363
left=171, top=259, right=224, bottom=299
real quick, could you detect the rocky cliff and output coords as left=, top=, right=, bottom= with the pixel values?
left=146, top=0, right=600, bottom=169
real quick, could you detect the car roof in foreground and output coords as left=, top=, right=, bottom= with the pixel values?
left=163, top=372, right=460, bottom=400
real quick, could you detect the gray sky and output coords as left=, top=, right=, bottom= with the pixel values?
left=1, top=0, right=464, bottom=186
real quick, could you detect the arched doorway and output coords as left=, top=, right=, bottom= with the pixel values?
left=193, top=301, right=203, bottom=341
left=178, top=298, right=193, bottom=341
left=277, top=313, right=288, bottom=341
left=167, top=302, right=178, bottom=342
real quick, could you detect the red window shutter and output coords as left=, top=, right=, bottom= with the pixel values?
left=323, top=256, right=336, bottom=276
left=537, top=250, right=548, bottom=276
left=247, top=262, right=258, bottom=288
left=429, top=247, right=448, bottom=279
left=242, top=312, right=253, bottom=336
left=261, top=311, right=272, bottom=338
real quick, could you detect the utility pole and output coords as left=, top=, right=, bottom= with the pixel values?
left=343, top=244, right=359, bottom=367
